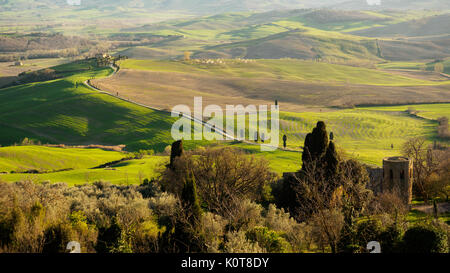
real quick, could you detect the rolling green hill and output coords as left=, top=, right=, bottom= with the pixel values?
left=0, top=60, right=207, bottom=152
left=278, top=108, right=439, bottom=165
left=196, top=28, right=380, bottom=61
left=358, top=103, right=450, bottom=122
left=119, top=10, right=449, bottom=62
left=0, top=151, right=167, bottom=185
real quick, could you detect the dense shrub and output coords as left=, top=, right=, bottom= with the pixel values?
left=224, top=231, right=265, bottom=253
left=402, top=225, right=448, bottom=253
left=0, top=181, right=158, bottom=253
left=246, top=226, right=291, bottom=253
left=356, top=219, right=383, bottom=248
left=378, top=224, right=403, bottom=253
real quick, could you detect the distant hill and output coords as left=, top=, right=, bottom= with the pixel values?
left=377, top=35, right=450, bottom=61
left=3, top=0, right=449, bottom=14
left=194, top=29, right=382, bottom=61
left=0, top=0, right=346, bottom=13
left=330, top=0, right=450, bottom=11
left=351, top=13, right=450, bottom=37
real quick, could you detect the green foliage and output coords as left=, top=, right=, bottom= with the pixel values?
left=402, top=225, right=448, bottom=253
left=43, top=222, right=72, bottom=253
left=246, top=226, right=290, bottom=253
left=95, top=217, right=122, bottom=253
left=181, top=172, right=202, bottom=223
left=378, top=224, right=403, bottom=253
left=324, top=141, right=339, bottom=179
left=338, top=220, right=403, bottom=253
left=356, top=219, right=383, bottom=248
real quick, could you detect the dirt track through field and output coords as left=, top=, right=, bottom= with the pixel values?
left=85, top=67, right=297, bottom=152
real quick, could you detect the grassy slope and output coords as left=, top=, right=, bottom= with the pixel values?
left=279, top=109, right=438, bottom=166
left=377, top=59, right=450, bottom=74
left=116, top=10, right=449, bottom=63
left=0, top=60, right=207, bottom=152
left=358, top=103, right=450, bottom=124
left=0, top=146, right=125, bottom=173
left=0, top=155, right=167, bottom=186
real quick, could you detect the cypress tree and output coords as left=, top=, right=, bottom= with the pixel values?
left=324, top=141, right=339, bottom=180
left=169, top=140, right=183, bottom=169
left=302, top=121, right=329, bottom=170
left=181, top=173, right=202, bottom=223
left=174, top=173, right=204, bottom=252
left=302, top=133, right=313, bottom=168
left=310, top=121, right=328, bottom=159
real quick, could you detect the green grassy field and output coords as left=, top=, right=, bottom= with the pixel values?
left=377, top=59, right=450, bottom=74
left=359, top=103, right=450, bottom=121
left=0, top=143, right=301, bottom=184
left=0, top=154, right=167, bottom=186
left=0, top=145, right=125, bottom=173
left=0, top=60, right=211, bottom=152
left=277, top=108, right=439, bottom=166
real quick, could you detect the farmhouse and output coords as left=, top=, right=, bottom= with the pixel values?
left=95, top=53, right=110, bottom=59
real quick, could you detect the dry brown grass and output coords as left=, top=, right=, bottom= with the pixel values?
left=93, top=69, right=450, bottom=111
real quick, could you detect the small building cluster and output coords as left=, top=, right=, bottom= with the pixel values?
left=190, top=58, right=256, bottom=65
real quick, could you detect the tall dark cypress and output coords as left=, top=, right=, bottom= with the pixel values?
left=169, top=140, right=183, bottom=169
left=324, top=141, right=339, bottom=180
left=302, top=121, right=329, bottom=170
left=181, top=173, right=202, bottom=223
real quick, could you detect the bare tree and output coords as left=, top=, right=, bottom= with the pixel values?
left=160, top=147, right=276, bottom=218
left=402, top=137, right=448, bottom=201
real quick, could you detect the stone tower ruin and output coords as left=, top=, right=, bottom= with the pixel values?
left=382, top=157, right=413, bottom=205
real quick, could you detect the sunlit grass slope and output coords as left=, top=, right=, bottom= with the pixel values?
left=0, top=60, right=210, bottom=152
left=0, top=146, right=125, bottom=173
left=0, top=155, right=167, bottom=186
left=278, top=108, right=438, bottom=166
